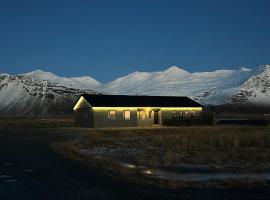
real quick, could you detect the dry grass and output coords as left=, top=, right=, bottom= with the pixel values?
left=1, top=118, right=269, bottom=189
left=66, top=126, right=270, bottom=170
left=53, top=126, right=270, bottom=188
left=0, top=117, right=74, bottom=130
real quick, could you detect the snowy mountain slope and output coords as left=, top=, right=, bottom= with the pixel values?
left=231, top=65, right=270, bottom=105
left=0, top=73, right=98, bottom=116
left=101, top=65, right=268, bottom=105
left=24, top=70, right=101, bottom=89
left=1, top=64, right=270, bottom=116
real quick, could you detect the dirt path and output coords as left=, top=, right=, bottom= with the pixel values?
left=0, top=128, right=270, bottom=200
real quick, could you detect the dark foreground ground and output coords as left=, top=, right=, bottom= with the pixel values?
left=0, top=119, right=270, bottom=199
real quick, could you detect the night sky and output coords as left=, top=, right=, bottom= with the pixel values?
left=0, top=0, right=270, bottom=82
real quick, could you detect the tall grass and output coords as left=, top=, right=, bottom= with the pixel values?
left=70, top=126, right=270, bottom=171
left=55, top=125, right=270, bottom=188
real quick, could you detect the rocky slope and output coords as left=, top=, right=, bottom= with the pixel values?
left=101, top=65, right=270, bottom=106
left=0, top=73, right=98, bottom=116
left=231, top=66, right=270, bottom=105
left=1, top=65, right=270, bottom=116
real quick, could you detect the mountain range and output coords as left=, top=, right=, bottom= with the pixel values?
left=0, top=64, right=270, bottom=116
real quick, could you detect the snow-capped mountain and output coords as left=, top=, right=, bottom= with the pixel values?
left=24, top=70, right=101, bottom=89
left=0, top=72, right=99, bottom=116
left=101, top=65, right=270, bottom=105
left=231, top=65, right=270, bottom=105
left=0, top=65, right=270, bottom=116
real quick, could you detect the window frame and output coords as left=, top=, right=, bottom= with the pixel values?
left=123, top=110, right=131, bottom=120
left=184, top=111, right=189, bottom=116
left=137, top=110, right=146, bottom=120
left=148, top=110, right=152, bottom=118
left=108, top=110, right=116, bottom=120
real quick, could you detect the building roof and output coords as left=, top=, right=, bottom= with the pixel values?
left=81, top=94, right=202, bottom=107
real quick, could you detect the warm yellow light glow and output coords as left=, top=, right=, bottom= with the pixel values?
left=92, top=107, right=137, bottom=111
left=137, top=110, right=146, bottom=119
left=108, top=110, right=116, bottom=120
left=143, top=107, right=152, bottom=112
left=92, top=107, right=202, bottom=111
left=122, top=163, right=136, bottom=169
left=123, top=110, right=131, bottom=120
left=143, top=169, right=153, bottom=175
left=160, top=107, right=202, bottom=111
left=73, top=96, right=91, bottom=111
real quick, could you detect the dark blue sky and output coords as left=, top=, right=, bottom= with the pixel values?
left=0, top=0, right=270, bottom=82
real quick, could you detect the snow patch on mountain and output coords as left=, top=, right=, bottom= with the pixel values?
left=0, top=73, right=98, bottom=116
left=1, top=64, right=270, bottom=116
left=231, top=65, right=270, bottom=105
left=24, top=69, right=101, bottom=89
left=101, top=65, right=268, bottom=105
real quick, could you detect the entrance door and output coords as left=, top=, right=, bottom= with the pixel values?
left=154, top=111, right=159, bottom=124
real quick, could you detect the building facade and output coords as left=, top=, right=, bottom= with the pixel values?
left=73, top=94, right=203, bottom=128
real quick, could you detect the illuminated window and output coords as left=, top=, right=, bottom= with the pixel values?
left=137, top=110, right=146, bottom=119
left=172, top=110, right=177, bottom=118
left=184, top=111, right=189, bottom=116
left=123, top=110, right=130, bottom=120
left=108, top=110, right=116, bottom=120
left=179, top=111, right=183, bottom=116
left=141, top=111, right=146, bottom=119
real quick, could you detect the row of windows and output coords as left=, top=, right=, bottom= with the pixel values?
left=172, top=110, right=196, bottom=118
left=137, top=110, right=152, bottom=119
left=108, top=110, right=130, bottom=120
left=107, top=110, right=196, bottom=120
left=108, top=110, right=152, bottom=120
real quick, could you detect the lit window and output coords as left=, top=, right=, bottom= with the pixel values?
left=123, top=110, right=130, bottom=120
left=184, top=111, right=189, bottom=116
left=108, top=110, right=116, bottom=120
left=179, top=111, right=183, bottom=116
left=141, top=111, right=146, bottom=119
left=137, top=110, right=146, bottom=119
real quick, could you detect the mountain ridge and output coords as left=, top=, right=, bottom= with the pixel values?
left=100, top=65, right=269, bottom=106
left=1, top=65, right=270, bottom=115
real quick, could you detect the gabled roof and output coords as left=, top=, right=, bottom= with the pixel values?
left=80, top=94, right=202, bottom=107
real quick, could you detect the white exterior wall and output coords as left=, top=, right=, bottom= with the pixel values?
left=75, top=104, right=202, bottom=128
left=93, top=109, right=137, bottom=128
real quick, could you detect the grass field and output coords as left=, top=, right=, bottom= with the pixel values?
left=0, top=117, right=74, bottom=130
left=2, top=119, right=270, bottom=200
left=1, top=117, right=270, bottom=189
left=53, top=125, right=270, bottom=188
